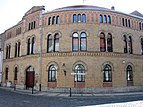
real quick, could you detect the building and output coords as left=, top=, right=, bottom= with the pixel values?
left=1, top=5, right=143, bottom=92
left=0, top=33, right=4, bottom=83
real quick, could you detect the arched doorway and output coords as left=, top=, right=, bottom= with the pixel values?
left=25, top=66, right=35, bottom=89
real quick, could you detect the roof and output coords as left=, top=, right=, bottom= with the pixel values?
left=53, top=5, right=110, bottom=12
left=46, top=5, right=143, bottom=20
left=130, top=10, right=143, bottom=18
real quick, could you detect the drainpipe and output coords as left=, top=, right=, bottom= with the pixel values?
left=39, top=6, right=45, bottom=91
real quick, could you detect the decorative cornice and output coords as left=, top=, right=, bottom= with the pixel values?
left=3, top=52, right=143, bottom=63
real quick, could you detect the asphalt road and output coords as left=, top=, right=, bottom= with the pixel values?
left=0, top=88, right=143, bottom=107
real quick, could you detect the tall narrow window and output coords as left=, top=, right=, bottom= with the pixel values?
left=6, top=46, right=8, bottom=59
left=104, top=15, right=107, bottom=23
left=126, top=65, right=133, bottom=81
left=31, top=37, right=35, bottom=54
left=139, top=22, right=142, bottom=30
left=15, top=43, right=17, bottom=57
left=107, top=33, right=113, bottom=52
left=18, top=42, right=20, bottom=57
left=72, top=32, right=79, bottom=51
left=56, top=16, right=60, bottom=24
left=100, top=15, right=103, bottom=23
left=73, top=14, right=77, bottom=23
left=107, top=15, right=111, bottom=24
left=14, top=67, right=18, bottom=80
left=48, top=17, right=51, bottom=25
left=8, top=45, right=11, bottom=58
left=27, top=38, right=30, bottom=55
left=54, top=33, right=59, bottom=52
left=33, top=21, right=36, bottom=29
left=103, top=64, right=112, bottom=82
left=123, top=35, right=128, bottom=53
left=82, top=14, right=86, bottom=23
left=125, top=19, right=128, bottom=27
left=47, top=34, right=53, bottom=52
left=128, top=36, right=133, bottom=54
left=100, top=33, right=106, bottom=52
left=31, top=22, right=33, bottom=29
left=80, top=32, right=87, bottom=51
left=28, top=23, right=31, bottom=30
left=52, top=16, right=55, bottom=25
left=74, top=64, right=85, bottom=82
left=122, top=18, right=125, bottom=26
left=48, top=65, right=57, bottom=82
left=78, top=14, right=81, bottom=22
left=141, top=38, right=143, bottom=55
left=128, top=20, right=131, bottom=27
left=5, top=67, right=8, bottom=80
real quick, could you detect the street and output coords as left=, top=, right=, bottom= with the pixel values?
left=0, top=88, right=143, bottom=107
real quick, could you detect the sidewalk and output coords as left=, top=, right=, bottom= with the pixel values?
left=1, top=86, right=143, bottom=98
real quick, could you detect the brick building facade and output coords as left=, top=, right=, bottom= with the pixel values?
left=1, top=5, right=143, bottom=91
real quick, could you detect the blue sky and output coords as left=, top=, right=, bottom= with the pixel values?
left=1, top=0, right=143, bottom=34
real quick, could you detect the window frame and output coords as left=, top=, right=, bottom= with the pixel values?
left=48, top=65, right=57, bottom=82
left=103, top=64, right=112, bottom=82
left=74, top=64, right=85, bottom=82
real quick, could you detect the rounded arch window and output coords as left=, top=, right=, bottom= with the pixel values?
left=126, top=65, right=133, bottom=81
left=74, top=64, right=85, bottom=82
left=103, top=64, right=112, bottom=82
left=48, top=64, right=57, bottom=82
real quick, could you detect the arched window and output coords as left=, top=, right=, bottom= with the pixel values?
left=73, top=14, right=77, bottom=23
left=141, top=38, right=143, bottom=55
left=78, top=14, right=81, bottom=22
left=103, top=64, right=112, bottom=82
left=14, top=67, right=18, bottom=80
left=31, top=37, right=35, bottom=54
left=54, top=33, right=59, bottom=52
left=82, top=14, right=86, bottom=23
left=56, top=16, right=60, bottom=24
left=125, top=19, right=128, bottom=27
left=5, top=67, right=8, bottom=80
left=74, top=64, right=85, bottom=82
left=18, top=42, right=20, bottom=57
left=48, top=65, right=57, bottom=82
left=100, top=15, right=103, bottom=23
left=72, top=32, right=79, bottom=51
left=47, top=34, right=53, bottom=52
left=128, top=36, right=133, bottom=54
left=126, top=65, right=133, bottom=81
left=6, top=46, right=8, bottom=59
left=128, top=20, right=131, bottom=27
left=52, top=16, right=55, bottom=25
left=107, top=33, right=113, bottom=52
left=122, top=18, right=125, bottom=26
left=27, top=38, right=30, bottom=55
left=8, top=45, right=11, bottom=58
left=48, top=17, right=51, bottom=25
left=15, top=43, right=17, bottom=57
left=80, top=32, right=87, bottom=51
left=104, top=15, right=107, bottom=23
left=123, top=35, right=128, bottom=53
left=107, top=15, right=111, bottom=24
left=139, top=22, right=142, bottom=30
left=100, top=33, right=106, bottom=52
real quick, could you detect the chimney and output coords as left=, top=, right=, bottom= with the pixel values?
left=111, top=6, right=115, bottom=10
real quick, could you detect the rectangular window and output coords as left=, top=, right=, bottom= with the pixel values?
left=80, top=38, right=86, bottom=51
left=54, top=39, right=59, bottom=52
left=73, top=38, right=79, bottom=51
